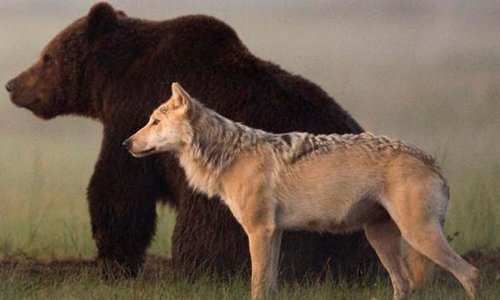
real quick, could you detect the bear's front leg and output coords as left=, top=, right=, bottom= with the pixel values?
left=87, top=140, right=161, bottom=277
left=171, top=192, right=251, bottom=278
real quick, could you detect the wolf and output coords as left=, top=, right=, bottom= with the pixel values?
left=124, top=82, right=479, bottom=299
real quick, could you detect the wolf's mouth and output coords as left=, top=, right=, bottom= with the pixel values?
left=136, top=148, right=156, bottom=156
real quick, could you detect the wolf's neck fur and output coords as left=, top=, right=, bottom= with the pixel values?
left=176, top=100, right=266, bottom=197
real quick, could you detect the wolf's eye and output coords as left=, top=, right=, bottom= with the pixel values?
left=152, top=119, right=160, bottom=126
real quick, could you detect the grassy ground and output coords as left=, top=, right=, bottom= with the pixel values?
left=0, top=254, right=500, bottom=299
left=0, top=253, right=499, bottom=300
left=1, top=1, right=499, bottom=299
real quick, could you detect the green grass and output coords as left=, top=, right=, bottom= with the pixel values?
left=1, top=1, right=500, bottom=299
left=0, top=264, right=499, bottom=300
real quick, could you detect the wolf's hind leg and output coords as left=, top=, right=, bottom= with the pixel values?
left=364, top=218, right=411, bottom=300
left=405, top=242, right=433, bottom=290
left=382, top=174, right=479, bottom=298
left=396, top=220, right=479, bottom=298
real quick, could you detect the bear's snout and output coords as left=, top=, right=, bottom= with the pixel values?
left=5, top=78, right=17, bottom=93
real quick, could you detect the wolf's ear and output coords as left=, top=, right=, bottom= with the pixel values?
left=87, top=2, right=118, bottom=43
left=171, top=82, right=192, bottom=111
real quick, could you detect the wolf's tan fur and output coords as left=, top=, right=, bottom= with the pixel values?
left=126, top=83, right=479, bottom=299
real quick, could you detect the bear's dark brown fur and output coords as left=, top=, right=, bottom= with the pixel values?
left=7, top=3, right=379, bottom=279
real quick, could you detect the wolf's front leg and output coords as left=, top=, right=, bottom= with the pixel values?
left=269, top=229, right=283, bottom=291
left=246, top=225, right=278, bottom=299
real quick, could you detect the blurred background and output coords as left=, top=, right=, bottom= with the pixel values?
left=1, top=0, right=499, bottom=260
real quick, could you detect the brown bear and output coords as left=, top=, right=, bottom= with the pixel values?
left=6, top=2, right=379, bottom=279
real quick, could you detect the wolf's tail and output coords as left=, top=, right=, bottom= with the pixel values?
left=405, top=245, right=433, bottom=290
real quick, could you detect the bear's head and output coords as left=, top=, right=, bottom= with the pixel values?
left=5, top=2, right=123, bottom=119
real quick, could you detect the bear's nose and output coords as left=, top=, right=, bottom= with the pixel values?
left=5, top=79, right=16, bottom=93
left=122, top=139, right=132, bottom=151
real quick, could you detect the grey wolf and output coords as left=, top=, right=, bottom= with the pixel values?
left=125, top=83, right=479, bottom=299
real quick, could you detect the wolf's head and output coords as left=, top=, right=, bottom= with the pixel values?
left=124, top=82, right=194, bottom=157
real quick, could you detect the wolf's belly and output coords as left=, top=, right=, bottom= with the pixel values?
left=275, top=194, right=388, bottom=233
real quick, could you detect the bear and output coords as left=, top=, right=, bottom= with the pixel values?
left=6, top=2, right=379, bottom=279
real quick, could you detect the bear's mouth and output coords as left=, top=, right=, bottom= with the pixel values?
left=10, top=94, right=37, bottom=109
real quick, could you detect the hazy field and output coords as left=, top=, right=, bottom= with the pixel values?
left=1, top=1, right=499, bottom=299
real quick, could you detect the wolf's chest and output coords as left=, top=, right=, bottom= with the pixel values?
left=219, top=196, right=243, bottom=224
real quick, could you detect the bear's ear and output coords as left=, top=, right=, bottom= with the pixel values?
left=171, top=82, right=192, bottom=111
left=87, top=2, right=118, bottom=42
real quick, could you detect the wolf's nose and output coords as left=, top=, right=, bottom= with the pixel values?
left=122, top=139, right=132, bottom=150
left=5, top=79, right=16, bottom=93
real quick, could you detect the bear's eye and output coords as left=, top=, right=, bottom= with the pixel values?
left=43, top=54, right=53, bottom=66
left=152, top=119, right=160, bottom=126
